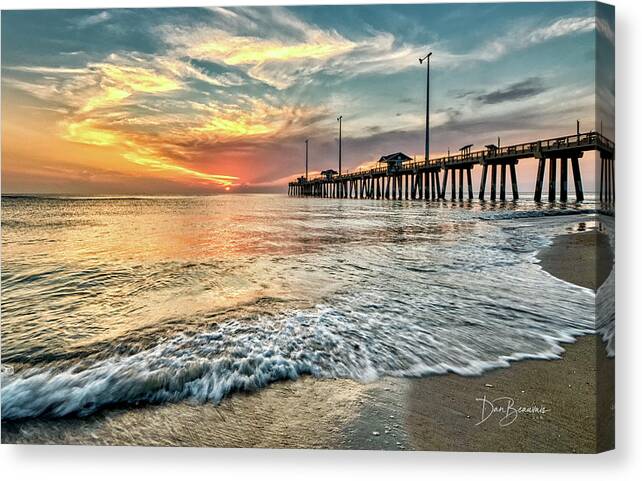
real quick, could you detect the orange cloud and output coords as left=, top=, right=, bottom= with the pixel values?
left=80, top=86, right=131, bottom=113
left=60, top=118, right=238, bottom=187
left=4, top=38, right=325, bottom=190
left=62, top=119, right=122, bottom=146
left=123, top=149, right=238, bottom=186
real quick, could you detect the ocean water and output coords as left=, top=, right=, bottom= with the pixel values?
left=0, top=194, right=613, bottom=421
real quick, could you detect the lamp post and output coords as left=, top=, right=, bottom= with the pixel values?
left=305, top=139, right=309, bottom=180
left=419, top=52, right=432, bottom=162
left=337, top=115, right=343, bottom=175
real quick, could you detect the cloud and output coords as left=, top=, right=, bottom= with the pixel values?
left=2, top=77, right=63, bottom=102
left=77, top=61, right=182, bottom=113
left=596, top=17, right=615, bottom=44
left=61, top=118, right=122, bottom=146
left=3, top=65, right=89, bottom=75
left=77, top=11, right=111, bottom=28
left=474, top=77, right=548, bottom=104
left=158, top=7, right=422, bottom=89
left=523, top=16, right=594, bottom=45
left=157, top=10, right=601, bottom=91
left=431, top=16, right=595, bottom=68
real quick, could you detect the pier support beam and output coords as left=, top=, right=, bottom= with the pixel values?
left=490, top=164, right=497, bottom=201
left=410, top=174, right=416, bottom=199
left=467, top=168, right=473, bottom=200
left=571, top=156, right=584, bottom=202
left=560, top=157, right=568, bottom=202
left=610, top=158, right=615, bottom=203
left=500, top=164, right=507, bottom=201
left=423, top=171, right=429, bottom=200
left=510, top=163, right=519, bottom=200
left=441, top=169, right=448, bottom=199
left=534, top=158, right=546, bottom=202
left=601, top=156, right=615, bottom=205
left=458, top=168, right=464, bottom=201
left=605, top=158, right=610, bottom=203
left=451, top=168, right=456, bottom=200
left=479, top=164, right=488, bottom=200
left=600, top=157, right=605, bottom=203
left=548, top=157, right=557, bottom=202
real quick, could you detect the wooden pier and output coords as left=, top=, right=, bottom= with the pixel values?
left=288, top=131, right=615, bottom=206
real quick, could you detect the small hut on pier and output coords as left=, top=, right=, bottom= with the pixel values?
left=379, top=152, right=412, bottom=173
left=459, top=144, right=473, bottom=157
left=485, top=144, right=498, bottom=156
left=320, top=169, right=338, bottom=180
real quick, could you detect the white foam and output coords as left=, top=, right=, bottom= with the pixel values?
left=2, top=292, right=595, bottom=420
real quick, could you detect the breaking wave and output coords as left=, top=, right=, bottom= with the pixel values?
left=2, top=298, right=594, bottom=421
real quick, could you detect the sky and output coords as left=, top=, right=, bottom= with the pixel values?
left=1, top=2, right=614, bottom=194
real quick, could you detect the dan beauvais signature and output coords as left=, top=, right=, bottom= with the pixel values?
left=475, top=395, right=551, bottom=427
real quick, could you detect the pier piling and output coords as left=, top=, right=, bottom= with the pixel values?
left=510, top=163, right=519, bottom=201
left=548, top=157, right=557, bottom=202
left=490, top=164, right=497, bottom=201
left=534, top=158, right=546, bottom=202
left=571, top=156, right=584, bottom=202
left=560, top=157, right=568, bottom=202
left=479, top=164, right=488, bottom=200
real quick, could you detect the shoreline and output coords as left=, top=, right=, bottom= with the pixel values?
left=1, top=221, right=615, bottom=452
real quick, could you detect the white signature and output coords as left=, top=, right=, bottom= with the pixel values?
left=475, top=395, right=550, bottom=427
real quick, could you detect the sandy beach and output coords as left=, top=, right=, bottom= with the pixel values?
left=1, top=221, right=615, bottom=452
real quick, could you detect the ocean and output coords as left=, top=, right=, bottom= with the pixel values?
left=0, top=194, right=613, bottom=421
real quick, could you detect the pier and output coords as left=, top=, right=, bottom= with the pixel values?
left=288, top=131, right=615, bottom=205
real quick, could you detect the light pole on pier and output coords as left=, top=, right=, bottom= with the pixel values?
left=337, top=115, right=343, bottom=175
left=419, top=52, right=432, bottom=162
left=305, top=139, right=309, bottom=180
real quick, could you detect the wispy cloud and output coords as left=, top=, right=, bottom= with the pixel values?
left=596, top=17, right=615, bottom=44
left=77, top=11, right=111, bottom=28
left=158, top=9, right=600, bottom=91
left=433, top=16, right=595, bottom=67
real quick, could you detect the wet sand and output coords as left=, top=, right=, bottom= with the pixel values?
left=1, top=223, right=615, bottom=452
left=538, top=228, right=613, bottom=291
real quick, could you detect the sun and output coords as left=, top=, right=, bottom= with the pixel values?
left=225, top=186, right=231, bottom=191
